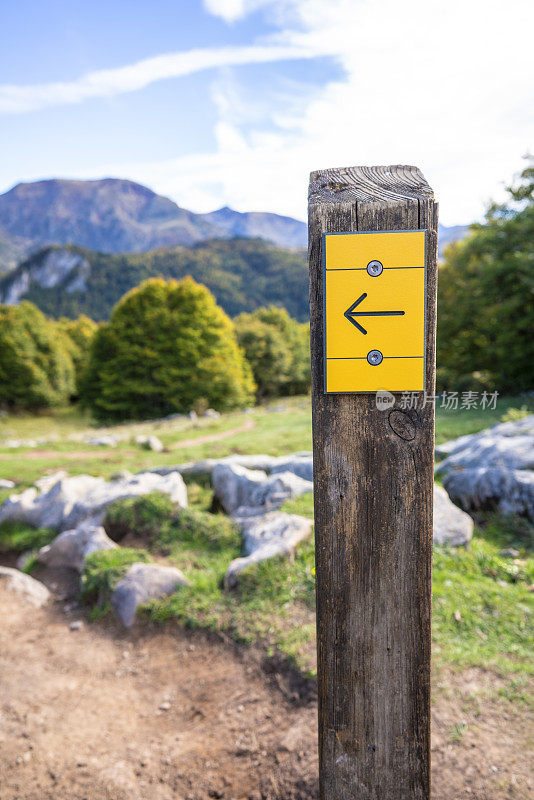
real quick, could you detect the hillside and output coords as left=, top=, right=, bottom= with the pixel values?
left=0, top=178, right=308, bottom=273
left=0, top=239, right=309, bottom=321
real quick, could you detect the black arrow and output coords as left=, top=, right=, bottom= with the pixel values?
left=344, top=293, right=405, bottom=335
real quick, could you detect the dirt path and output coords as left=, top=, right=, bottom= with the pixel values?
left=0, top=420, right=256, bottom=462
left=0, top=588, right=531, bottom=800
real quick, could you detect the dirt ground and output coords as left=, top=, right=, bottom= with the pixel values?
left=0, top=585, right=531, bottom=800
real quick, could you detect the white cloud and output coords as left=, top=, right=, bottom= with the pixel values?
left=0, top=40, right=326, bottom=114
left=184, top=0, right=534, bottom=223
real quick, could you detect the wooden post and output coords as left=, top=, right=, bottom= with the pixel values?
left=308, top=165, right=438, bottom=800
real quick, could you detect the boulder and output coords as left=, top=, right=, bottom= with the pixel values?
left=225, top=511, right=313, bottom=588
left=83, top=435, right=120, bottom=447
left=443, top=467, right=534, bottom=522
left=0, top=479, right=15, bottom=489
left=148, top=452, right=314, bottom=479
left=135, top=435, right=164, bottom=452
left=270, top=455, right=313, bottom=483
left=0, top=566, right=51, bottom=607
left=0, top=470, right=188, bottom=532
left=433, top=485, right=473, bottom=546
left=111, top=563, right=189, bottom=627
left=212, top=463, right=313, bottom=515
left=436, top=415, right=534, bottom=472
left=36, top=520, right=117, bottom=572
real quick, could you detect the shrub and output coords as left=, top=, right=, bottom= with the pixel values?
left=437, top=158, right=534, bottom=393
left=56, top=315, right=97, bottom=396
left=0, top=301, right=76, bottom=409
left=80, top=277, right=255, bottom=421
left=235, top=306, right=310, bottom=398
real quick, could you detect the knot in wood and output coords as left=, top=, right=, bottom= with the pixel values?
left=388, top=409, right=417, bottom=441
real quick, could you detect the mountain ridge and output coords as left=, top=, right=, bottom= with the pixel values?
left=0, top=177, right=308, bottom=273
left=0, top=177, right=467, bottom=275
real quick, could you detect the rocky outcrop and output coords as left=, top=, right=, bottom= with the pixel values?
left=436, top=415, right=534, bottom=471
left=36, top=520, right=117, bottom=572
left=111, top=563, right=190, bottom=627
left=436, top=415, right=534, bottom=522
left=212, top=463, right=313, bottom=515
left=0, top=566, right=51, bottom=607
left=225, top=511, right=313, bottom=588
left=0, top=470, right=188, bottom=531
left=433, top=485, right=474, bottom=546
left=135, top=435, right=164, bottom=452
left=149, top=452, right=313, bottom=479
left=443, top=467, right=534, bottom=522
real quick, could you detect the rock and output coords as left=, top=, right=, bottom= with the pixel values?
left=212, top=464, right=313, bottom=515
left=0, top=479, right=15, bottom=489
left=499, top=548, right=520, bottom=558
left=4, top=439, right=37, bottom=448
left=83, top=435, right=120, bottom=447
left=436, top=415, right=534, bottom=472
left=0, top=566, right=51, bottom=607
left=111, top=563, right=189, bottom=627
left=36, top=520, right=118, bottom=572
left=271, top=455, right=313, bottom=483
left=0, top=470, right=188, bottom=532
left=147, top=452, right=314, bottom=479
left=135, top=434, right=164, bottom=452
left=188, top=410, right=198, bottom=421
left=225, top=511, right=313, bottom=588
left=203, top=408, right=220, bottom=419
left=443, top=467, right=534, bottom=522
left=34, top=471, right=68, bottom=491
left=110, top=470, right=132, bottom=481
left=69, top=620, right=83, bottom=631
left=433, top=485, right=473, bottom=546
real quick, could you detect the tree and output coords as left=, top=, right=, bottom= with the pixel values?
left=437, top=158, right=534, bottom=394
left=80, top=277, right=255, bottom=421
left=56, top=315, right=97, bottom=397
left=0, top=301, right=75, bottom=409
left=235, top=306, right=310, bottom=398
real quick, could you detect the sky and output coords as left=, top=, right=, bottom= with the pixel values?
left=0, top=0, right=532, bottom=225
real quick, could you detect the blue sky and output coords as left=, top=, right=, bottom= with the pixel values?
left=0, top=0, right=532, bottom=224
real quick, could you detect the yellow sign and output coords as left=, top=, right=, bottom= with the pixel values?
left=323, top=230, right=426, bottom=393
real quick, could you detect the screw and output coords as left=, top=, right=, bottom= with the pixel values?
left=367, top=260, right=383, bottom=277
left=367, top=350, right=383, bottom=366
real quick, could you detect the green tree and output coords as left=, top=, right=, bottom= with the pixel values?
left=235, top=306, right=310, bottom=398
left=0, top=301, right=75, bottom=409
left=56, top=315, right=97, bottom=396
left=80, top=277, right=255, bottom=421
left=437, top=159, right=534, bottom=393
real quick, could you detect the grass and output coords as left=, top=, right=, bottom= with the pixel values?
left=0, top=394, right=532, bottom=686
left=0, top=520, right=56, bottom=554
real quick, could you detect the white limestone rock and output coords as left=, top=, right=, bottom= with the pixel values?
left=225, top=511, right=313, bottom=588
left=436, top=415, right=534, bottom=472
left=0, top=566, right=51, bottom=607
left=443, top=467, right=534, bottom=522
left=212, top=463, right=312, bottom=515
left=36, top=520, right=118, bottom=572
left=111, top=563, right=189, bottom=627
left=433, top=485, right=474, bottom=546
left=0, top=470, right=188, bottom=532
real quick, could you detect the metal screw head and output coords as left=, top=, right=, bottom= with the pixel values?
left=367, top=349, right=383, bottom=366
left=367, top=260, right=383, bottom=277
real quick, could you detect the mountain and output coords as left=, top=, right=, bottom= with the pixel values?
left=198, top=206, right=307, bottom=249
left=0, top=178, right=307, bottom=274
left=438, top=224, right=470, bottom=257
left=0, top=240, right=310, bottom=322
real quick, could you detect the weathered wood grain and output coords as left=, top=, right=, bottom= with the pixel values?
left=309, top=165, right=438, bottom=800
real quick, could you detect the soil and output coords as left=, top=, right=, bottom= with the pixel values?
left=0, top=584, right=531, bottom=800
